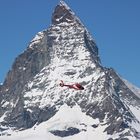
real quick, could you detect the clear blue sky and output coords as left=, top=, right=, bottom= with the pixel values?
left=0, top=0, right=140, bottom=87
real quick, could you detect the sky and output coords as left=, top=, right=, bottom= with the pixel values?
left=0, top=0, right=140, bottom=88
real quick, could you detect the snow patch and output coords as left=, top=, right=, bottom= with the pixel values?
left=0, top=112, right=7, bottom=122
left=29, top=32, right=44, bottom=48
left=129, top=105, right=140, bottom=122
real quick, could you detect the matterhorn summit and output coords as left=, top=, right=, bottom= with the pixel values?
left=0, top=1, right=140, bottom=140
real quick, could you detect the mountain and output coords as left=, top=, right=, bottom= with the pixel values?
left=0, top=1, right=140, bottom=139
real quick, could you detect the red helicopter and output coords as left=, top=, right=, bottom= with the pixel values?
left=59, top=80, right=84, bottom=90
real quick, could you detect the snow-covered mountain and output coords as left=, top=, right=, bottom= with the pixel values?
left=0, top=1, right=140, bottom=140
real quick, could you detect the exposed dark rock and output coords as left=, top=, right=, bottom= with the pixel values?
left=50, top=127, right=80, bottom=137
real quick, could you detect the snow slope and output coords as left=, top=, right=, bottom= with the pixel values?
left=123, top=79, right=140, bottom=99
left=1, top=104, right=133, bottom=140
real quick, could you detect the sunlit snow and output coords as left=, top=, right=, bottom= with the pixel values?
left=0, top=104, right=110, bottom=140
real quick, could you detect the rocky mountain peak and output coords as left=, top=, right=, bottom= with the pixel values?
left=51, top=1, right=100, bottom=66
left=0, top=1, right=140, bottom=139
left=52, top=0, right=76, bottom=25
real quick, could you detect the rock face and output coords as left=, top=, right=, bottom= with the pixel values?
left=0, top=1, right=140, bottom=139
